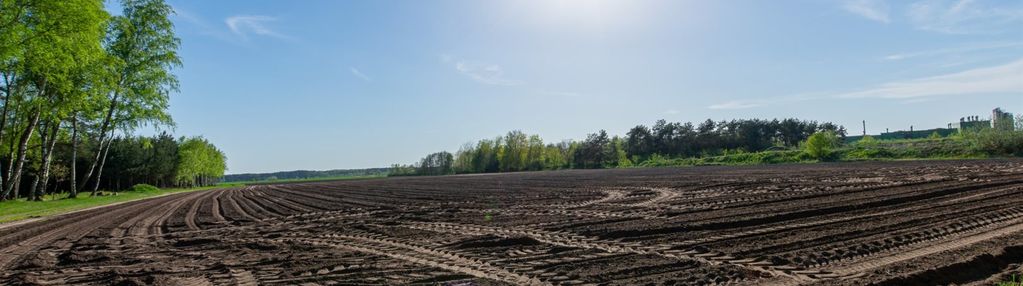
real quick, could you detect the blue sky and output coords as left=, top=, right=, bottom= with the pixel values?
left=150, top=0, right=1023, bottom=174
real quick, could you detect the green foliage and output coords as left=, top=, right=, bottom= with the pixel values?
left=856, top=135, right=878, bottom=147
left=106, top=0, right=181, bottom=130
left=175, top=136, right=227, bottom=187
left=388, top=164, right=418, bottom=177
left=101, top=133, right=227, bottom=190
left=636, top=150, right=810, bottom=167
left=103, top=132, right=179, bottom=189
left=1016, top=114, right=1023, bottom=131
left=928, top=131, right=942, bottom=139
left=804, top=131, right=840, bottom=161
left=963, top=129, right=1023, bottom=156
left=451, top=132, right=572, bottom=174
left=626, top=118, right=845, bottom=160
left=417, top=151, right=455, bottom=176
left=400, top=115, right=1022, bottom=176
left=574, top=130, right=612, bottom=169
left=127, top=184, right=158, bottom=192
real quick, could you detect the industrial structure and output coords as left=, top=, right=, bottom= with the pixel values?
left=846, top=107, right=1014, bottom=142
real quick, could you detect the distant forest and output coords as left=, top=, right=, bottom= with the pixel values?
left=223, top=168, right=390, bottom=183
left=392, top=118, right=847, bottom=176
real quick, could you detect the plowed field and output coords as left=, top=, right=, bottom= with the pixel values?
left=2, top=160, right=1022, bottom=285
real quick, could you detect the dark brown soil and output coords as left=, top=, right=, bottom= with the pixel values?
left=2, top=159, right=1022, bottom=285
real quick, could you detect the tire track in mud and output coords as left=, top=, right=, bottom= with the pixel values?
left=804, top=206, right=1023, bottom=277
left=830, top=217, right=1023, bottom=279
left=220, top=188, right=261, bottom=223
left=602, top=178, right=1023, bottom=240
left=184, top=189, right=222, bottom=231
left=399, top=221, right=814, bottom=283
left=242, top=233, right=550, bottom=285
left=679, top=185, right=1023, bottom=247
left=622, top=188, right=679, bottom=207
left=0, top=192, right=187, bottom=270
left=225, top=187, right=272, bottom=221
left=209, top=189, right=227, bottom=224
left=730, top=194, right=1023, bottom=262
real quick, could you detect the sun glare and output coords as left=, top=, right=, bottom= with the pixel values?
left=514, top=0, right=646, bottom=32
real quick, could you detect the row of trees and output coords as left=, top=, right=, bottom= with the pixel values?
left=223, top=168, right=390, bottom=183
left=391, top=151, right=456, bottom=176
left=0, top=0, right=224, bottom=200
left=102, top=134, right=227, bottom=190
left=393, top=118, right=845, bottom=176
left=626, top=118, right=845, bottom=160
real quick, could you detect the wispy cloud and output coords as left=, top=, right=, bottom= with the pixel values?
left=883, top=41, right=1023, bottom=61
left=225, top=15, right=286, bottom=40
left=907, top=0, right=1023, bottom=34
left=844, top=0, right=891, bottom=23
left=708, top=100, right=766, bottom=110
left=349, top=67, right=372, bottom=82
left=836, top=58, right=1023, bottom=99
left=441, top=55, right=523, bottom=86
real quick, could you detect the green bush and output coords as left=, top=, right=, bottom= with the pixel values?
left=965, top=129, right=1023, bottom=156
left=856, top=135, right=878, bottom=147
left=804, top=131, right=840, bottom=161
left=127, top=184, right=159, bottom=192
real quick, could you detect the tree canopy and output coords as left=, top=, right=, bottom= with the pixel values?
left=0, top=0, right=225, bottom=200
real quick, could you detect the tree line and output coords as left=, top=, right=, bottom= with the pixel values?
left=223, top=168, right=390, bottom=183
left=0, top=0, right=225, bottom=200
left=102, top=134, right=227, bottom=190
left=392, top=118, right=845, bottom=175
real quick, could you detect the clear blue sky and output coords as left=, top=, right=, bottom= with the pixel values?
left=149, top=0, right=1023, bottom=174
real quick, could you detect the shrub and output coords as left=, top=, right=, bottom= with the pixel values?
left=856, top=135, right=878, bottom=147
left=127, top=184, right=159, bottom=192
left=804, top=131, right=840, bottom=161
left=965, top=129, right=1023, bottom=156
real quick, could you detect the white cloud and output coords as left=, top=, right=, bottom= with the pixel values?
left=708, top=100, right=765, bottom=110
left=225, top=15, right=286, bottom=40
left=843, top=0, right=891, bottom=23
left=349, top=67, right=372, bottom=82
left=442, top=55, right=523, bottom=86
left=907, top=0, right=1023, bottom=34
left=836, top=58, right=1023, bottom=99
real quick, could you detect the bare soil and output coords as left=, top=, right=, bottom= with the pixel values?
left=2, top=159, right=1022, bottom=285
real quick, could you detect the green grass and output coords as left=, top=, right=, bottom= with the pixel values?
left=222, top=174, right=386, bottom=185
left=0, top=184, right=239, bottom=224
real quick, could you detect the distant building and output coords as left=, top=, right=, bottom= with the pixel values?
left=846, top=107, right=1015, bottom=143
left=952, top=115, right=990, bottom=131
left=992, top=108, right=1015, bottom=131
left=950, top=108, right=1015, bottom=131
